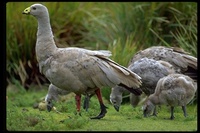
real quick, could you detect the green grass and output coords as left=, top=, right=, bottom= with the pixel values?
left=6, top=85, right=197, bottom=131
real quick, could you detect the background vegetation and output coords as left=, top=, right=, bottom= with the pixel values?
left=6, top=2, right=197, bottom=131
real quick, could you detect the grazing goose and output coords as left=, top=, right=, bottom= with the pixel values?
left=45, top=84, right=70, bottom=103
left=110, top=85, right=146, bottom=110
left=22, top=3, right=142, bottom=119
left=110, top=46, right=197, bottom=112
left=128, top=58, right=175, bottom=95
left=128, top=46, right=197, bottom=81
left=45, top=83, right=93, bottom=112
left=110, top=58, right=174, bottom=111
left=142, top=73, right=197, bottom=120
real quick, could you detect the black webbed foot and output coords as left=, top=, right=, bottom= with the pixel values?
left=90, top=104, right=108, bottom=119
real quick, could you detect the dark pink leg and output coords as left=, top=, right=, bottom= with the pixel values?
left=95, top=88, right=103, bottom=103
left=75, top=94, right=81, bottom=115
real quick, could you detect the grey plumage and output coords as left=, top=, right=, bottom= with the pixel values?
left=128, top=58, right=175, bottom=95
left=110, top=86, right=129, bottom=111
left=45, top=84, right=70, bottom=111
left=110, top=46, right=197, bottom=112
left=110, top=58, right=174, bottom=111
left=142, top=73, right=197, bottom=119
left=45, top=83, right=93, bottom=112
left=22, top=3, right=142, bottom=119
left=45, top=84, right=70, bottom=103
left=128, top=46, right=197, bottom=81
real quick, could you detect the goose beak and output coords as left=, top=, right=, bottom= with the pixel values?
left=47, top=102, right=53, bottom=112
left=114, top=105, right=120, bottom=112
left=22, top=7, right=31, bottom=14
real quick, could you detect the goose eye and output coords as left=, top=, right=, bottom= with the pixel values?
left=32, top=7, right=36, bottom=10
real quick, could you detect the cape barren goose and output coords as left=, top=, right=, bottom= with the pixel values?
left=129, top=46, right=197, bottom=81
left=110, top=58, right=174, bottom=112
left=45, top=83, right=93, bottom=112
left=22, top=3, right=142, bottom=119
left=110, top=46, right=197, bottom=112
left=142, top=73, right=197, bottom=120
left=45, top=84, right=70, bottom=103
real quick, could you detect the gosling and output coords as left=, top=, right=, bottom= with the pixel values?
left=142, top=73, right=197, bottom=120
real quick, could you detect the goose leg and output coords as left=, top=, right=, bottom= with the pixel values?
left=83, top=94, right=90, bottom=112
left=75, top=94, right=82, bottom=116
left=90, top=88, right=107, bottom=119
left=151, top=106, right=157, bottom=116
left=170, top=106, right=175, bottom=120
left=182, top=106, right=187, bottom=117
left=83, top=93, right=95, bottom=111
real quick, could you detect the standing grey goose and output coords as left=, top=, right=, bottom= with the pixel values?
left=22, top=3, right=142, bottom=119
left=142, top=73, right=197, bottom=120
left=110, top=58, right=174, bottom=112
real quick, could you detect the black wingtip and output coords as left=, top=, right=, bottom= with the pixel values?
left=128, top=88, right=142, bottom=95
left=118, top=83, right=142, bottom=95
